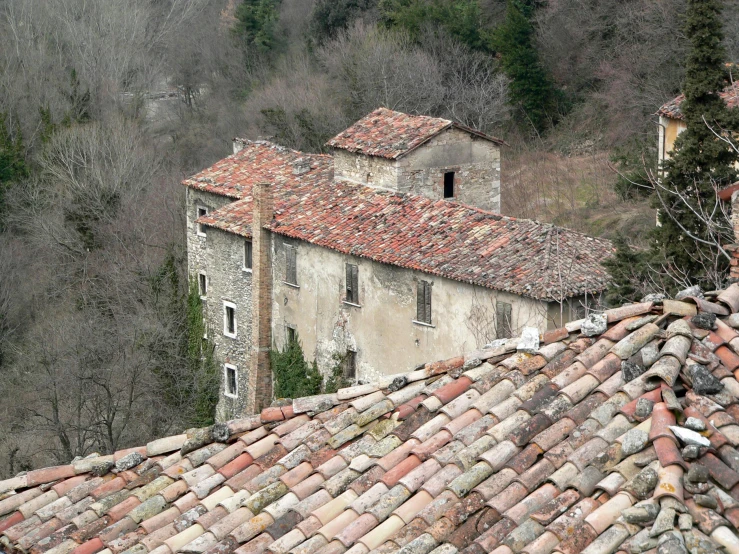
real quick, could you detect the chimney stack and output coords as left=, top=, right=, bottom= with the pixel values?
left=248, top=182, right=274, bottom=414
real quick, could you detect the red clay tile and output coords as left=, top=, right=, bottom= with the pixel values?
left=426, top=356, right=465, bottom=376
left=392, top=407, right=433, bottom=442
left=653, top=437, right=687, bottom=470
left=261, top=407, right=285, bottom=423
left=444, top=492, right=486, bottom=526
left=107, top=496, right=141, bottom=522
left=531, top=418, right=576, bottom=452
left=224, top=464, right=262, bottom=491
left=488, top=482, right=528, bottom=514
left=504, top=444, right=542, bottom=474
left=71, top=537, right=104, bottom=554
left=702, top=452, right=739, bottom=489
left=219, top=453, right=254, bottom=479
left=530, top=489, right=580, bottom=526
left=508, top=413, right=551, bottom=447
left=26, top=465, right=76, bottom=487
left=541, top=349, right=578, bottom=379
left=413, top=430, right=453, bottom=462
left=649, top=402, right=677, bottom=444
left=475, top=517, right=517, bottom=552
left=588, top=353, right=621, bottom=383
left=518, top=355, right=548, bottom=376
left=575, top=339, right=615, bottom=369
left=620, top=389, right=663, bottom=421
left=684, top=407, right=728, bottom=449
left=382, top=455, right=422, bottom=487
left=563, top=393, right=605, bottom=425
left=556, top=521, right=598, bottom=554
left=520, top=383, right=559, bottom=415
left=516, top=459, right=555, bottom=491
left=445, top=410, right=481, bottom=436
left=434, top=377, right=473, bottom=404
left=91, top=477, right=127, bottom=500
left=717, top=346, right=739, bottom=371
left=542, top=328, right=569, bottom=344
left=0, top=512, right=24, bottom=534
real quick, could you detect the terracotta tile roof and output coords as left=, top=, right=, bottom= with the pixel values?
left=192, top=142, right=612, bottom=301
left=325, top=108, right=504, bottom=159
left=8, top=288, right=739, bottom=553
left=657, top=85, right=739, bottom=119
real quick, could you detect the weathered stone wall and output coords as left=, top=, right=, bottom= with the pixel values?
left=333, top=150, right=400, bottom=190
left=332, top=128, right=501, bottom=212
left=271, top=236, right=552, bottom=382
left=185, top=188, right=254, bottom=421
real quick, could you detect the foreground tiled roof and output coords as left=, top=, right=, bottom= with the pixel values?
left=191, top=142, right=612, bottom=301
left=325, top=108, right=504, bottom=160
left=657, top=86, right=739, bottom=120
left=8, top=288, right=739, bottom=554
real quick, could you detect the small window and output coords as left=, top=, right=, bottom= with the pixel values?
left=416, top=280, right=432, bottom=324
left=286, top=325, right=296, bottom=344
left=224, top=364, right=238, bottom=398
left=345, top=263, right=359, bottom=304
left=285, top=245, right=297, bottom=285
left=196, top=206, right=208, bottom=236
left=443, top=172, right=455, bottom=199
left=244, top=240, right=253, bottom=271
left=198, top=273, right=207, bottom=297
left=202, top=300, right=208, bottom=339
left=496, top=301, right=513, bottom=339
left=223, top=301, right=236, bottom=337
left=343, top=350, right=357, bottom=380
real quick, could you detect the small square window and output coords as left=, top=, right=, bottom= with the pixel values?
left=224, top=364, right=238, bottom=398
left=244, top=240, right=253, bottom=270
left=224, top=302, right=237, bottom=337
left=286, top=325, right=296, bottom=344
left=198, top=273, right=207, bottom=297
left=443, top=172, right=455, bottom=199
left=196, top=206, right=208, bottom=236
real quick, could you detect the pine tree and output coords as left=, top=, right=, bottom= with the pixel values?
left=652, top=0, right=739, bottom=286
left=492, top=0, right=559, bottom=134
left=0, top=112, right=28, bottom=229
left=602, top=235, right=648, bottom=306
left=232, top=0, right=281, bottom=53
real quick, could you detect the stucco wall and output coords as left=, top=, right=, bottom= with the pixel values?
left=332, top=128, right=502, bottom=212
left=270, top=236, right=551, bottom=382
left=186, top=188, right=254, bottom=421
left=658, top=116, right=687, bottom=166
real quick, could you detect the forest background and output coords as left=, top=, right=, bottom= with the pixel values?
left=2, top=0, right=738, bottom=476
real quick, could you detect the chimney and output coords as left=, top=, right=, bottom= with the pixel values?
left=247, top=182, right=274, bottom=414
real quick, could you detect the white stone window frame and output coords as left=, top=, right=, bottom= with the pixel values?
left=224, top=364, right=238, bottom=398
left=223, top=300, right=237, bottom=338
left=196, top=206, right=208, bottom=237
left=198, top=272, right=208, bottom=298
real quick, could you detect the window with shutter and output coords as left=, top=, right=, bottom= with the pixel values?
left=345, top=263, right=359, bottom=304
left=416, top=280, right=432, bottom=324
left=286, top=246, right=297, bottom=285
left=496, top=301, right=513, bottom=339
left=244, top=240, right=252, bottom=270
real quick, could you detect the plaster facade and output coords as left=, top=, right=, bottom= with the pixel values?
left=271, top=236, right=552, bottom=383
left=333, top=127, right=502, bottom=212
left=658, top=115, right=687, bottom=167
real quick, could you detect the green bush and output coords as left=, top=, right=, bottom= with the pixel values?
left=270, top=335, right=323, bottom=399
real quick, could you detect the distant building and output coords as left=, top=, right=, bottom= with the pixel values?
left=183, top=108, right=613, bottom=418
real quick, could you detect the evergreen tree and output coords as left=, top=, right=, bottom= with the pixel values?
left=270, top=335, right=323, bottom=399
left=0, top=113, right=28, bottom=229
left=492, top=0, right=560, bottom=134
left=232, top=0, right=281, bottom=53
left=651, top=0, right=739, bottom=286
left=602, top=235, right=648, bottom=306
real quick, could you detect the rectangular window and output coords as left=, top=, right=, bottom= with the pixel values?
left=202, top=300, right=208, bottom=339
left=285, top=245, right=297, bottom=285
left=286, top=325, right=296, bottom=344
left=496, top=301, right=513, bottom=339
left=223, top=301, right=236, bottom=337
left=345, top=263, right=359, bottom=304
left=343, top=350, right=357, bottom=380
left=196, top=206, right=208, bottom=236
left=443, top=172, right=455, bottom=199
left=224, top=364, right=238, bottom=398
left=244, top=240, right=253, bottom=271
left=198, top=273, right=207, bottom=297
left=416, top=280, right=432, bottom=324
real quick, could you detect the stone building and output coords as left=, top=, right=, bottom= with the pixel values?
left=183, top=108, right=613, bottom=419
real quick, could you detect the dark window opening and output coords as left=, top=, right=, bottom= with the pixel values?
left=416, top=280, right=432, bottom=324
left=343, top=350, right=357, bottom=380
left=225, top=365, right=238, bottom=397
left=197, top=206, right=208, bottom=235
left=286, top=325, right=296, bottom=344
left=198, top=273, right=207, bottom=296
left=244, top=240, right=253, bottom=270
left=345, top=263, right=359, bottom=304
left=496, top=301, right=513, bottom=339
left=225, top=304, right=236, bottom=336
left=286, top=245, right=297, bottom=285
left=443, top=172, right=455, bottom=199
